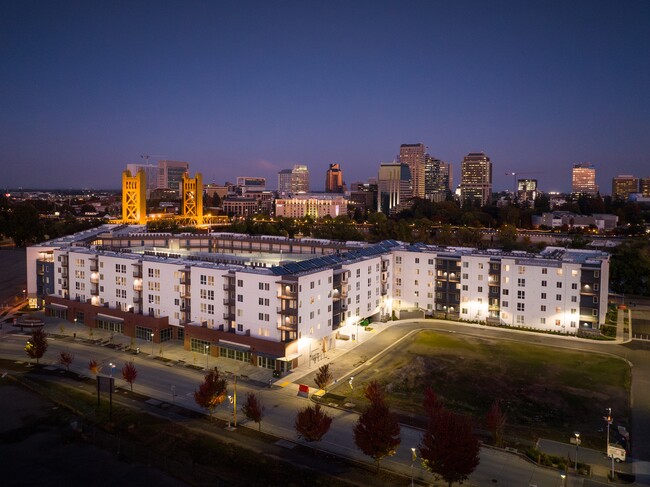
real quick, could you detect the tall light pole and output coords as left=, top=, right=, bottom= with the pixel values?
left=150, top=332, right=155, bottom=356
left=109, top=362, right=115, bottom=378
left=560, top=472, right=566, bottom=487
left=574, top=432, right=580, bottom=471
left=205, top=344, right=209, bottom=369
left=233, top=374, right=238, bottom=428
left=606, top=408, right=614, bottom=479
left=410, top=447, right=417, bottom=487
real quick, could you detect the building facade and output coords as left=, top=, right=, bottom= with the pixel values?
left=399, top=143, right=426, bottom=199
left=325, top=163, right=344, bottom=193
left=612, top=175, right=639, bottom=200
left=572, top=163, right=598, bottom=196
left=460, top=152, right=492, bottom=206
left=27, top=227, right=610, bottom=372
left=424, top=155, right=451, bottom=203
left=275, top=195, right=347, bottom=219
left=277, top=169, right=293, bottom=195
left=291, top=165, right=310, bottom=193
left=378, top=162, right=412, bottom=215
left=158, top=160, right=190, bottom=197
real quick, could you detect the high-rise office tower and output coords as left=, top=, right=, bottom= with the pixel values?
left=399, top=143, right=426, bottom=199
left=460, top=152, right=492, bottom=206
left=641, top=177, right=650, bottom=197
left=517, top=179, right=538, bottom=203
left=378, top=162, right=412, bottom=215
left=158, top=160, right=190, bottom=197
left=291, top=165, right=310, bottom=193
left=424, top=155, right=451, bottom=202
left=571, top=163, right=598, bottom=196
left=612, top=175, right=639, bottom=200
left=325, top=163, right=344, bottom=193
left=277, top=169, right=293, bottom=194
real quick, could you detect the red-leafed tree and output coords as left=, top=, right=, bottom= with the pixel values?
left=121, top=361, right=138, bottom=392
left=420, top=407, right=480, bottom=487
left=88, top=359, right=99, bottom=376
left=24, top=328, right=48, bottom=364
left=485, top=399, right=507, bottom=448
left=194, top=367, right=228, bottom=420
left=353, top=380, right=401, bottom=472
left=314, top=364, right=333, bottom=391
left=58, top=351, right=74, bottom=371
left=241, top=392, right=265, bottom=431
left=295, top=404, right=332, bottom=446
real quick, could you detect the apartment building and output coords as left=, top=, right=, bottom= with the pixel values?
left=28, top=226, right=609, bottom=372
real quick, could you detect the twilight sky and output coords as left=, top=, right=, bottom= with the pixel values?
left=1, top=0, right=649, bottom=193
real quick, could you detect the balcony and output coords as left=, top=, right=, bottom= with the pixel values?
left=180, top=286, right=191, bottom=298
left=133, top=295, right=142, bottom=305
left=89, top=261, right=98, bottom=272
left=278, top=290, right=297, bottom=300
left=90, top=284, right=99, bottom=296
left=133, top=270, right=142, bottom=278
left=223, top=284, right=230, bottom=291
left=277, top=306, right=298, bottom=316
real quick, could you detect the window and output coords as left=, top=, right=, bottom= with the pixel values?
left=557, top=269, right=563, bottom=276
left=478, top=275, right=483, bottom=281
left=542, top=268, right=548, bottom=275
left=594, top=283, right=599, bottom=291
left=259, top=282, right=269, bottom=291
left=556, top=294, right=562, bottom=301
left=237, top=279, right=243, bottom=287
left=477, top=286, right=483, bottom=293
left=594, top=271, right=600, bottom=278
left=541, top=305, right=546, bottom=311
left=237, top=294, right=243, bottom=302
left=593, top=297, right=599, bottom=304
left=396, top=278, right=402, bottom=286
left=356, top=269, right=361, bottom=277
left=502, top=289, right=509, bottom=295
left=428, top=259, right=434, bottom=265
left=463, top=262, right=469, bottom=268
left=462, top=307, right=468, bottom=314
left=556, top=282, right=562, bottom=288
left=572, top=270, right=578, bottom=277
left=517, top=303, right=525, bottom=311
left=415, top=258, right=419, bottom=264
left=237, top=324, right=244, bottom=332
left=502, top=301, right=509, bottom=308
left=571, top=283, right=578, bottom=290
left=541, top=280, right=547, bottom=287
left=516, top=315, right=524, bottom=324
left=517, top=291, right=525, bottom=299
left=571, top=308, right=577, bottom=314
left=571, top=296, right=577, bottom=302
left=555, top=319, right=561, bottom=326
left=540, top=318, right=546, bottom=324
left=478, top=263, right=484, bottom=269
left=462, top=284, right=468, bottom=291
left=201, top=275, right=207, bottom=285
left=541, top=292, right=547, bottom=299
left=310, top=281, right=315, bottom=289
left=462, top=273, right=469, bottom=280
left=396, top=256, right=402, bottom=264
left=517, top=278, right=525, bottom=287
left=518, top=266, right=525, bottom=275
left=555, top=307, right=562, bottom=313
left=592, top=309, right=598, bottom=316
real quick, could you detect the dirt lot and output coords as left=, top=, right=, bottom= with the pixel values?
left=327, top=330, right=630, bottom=448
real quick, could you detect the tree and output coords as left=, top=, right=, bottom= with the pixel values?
left=241, top=392, right=265, bottom=432
left=88, top=359, right=100, bottom=376
left=420, top=408, right=480, bottom=487
left=314, top=364, right=333, bottom=391
left=295, top=404, right=332, bottom=446
left=194, top=367, right=228, bottom=420
left=24, top=328, right=48, bottom=364
left=353, top=380, right=401, bottom=472
left=485, top=399, right=507, bottom=448
left=58, top=351, right=74, bottom=371
left=121, top=361, right=138, bottom=392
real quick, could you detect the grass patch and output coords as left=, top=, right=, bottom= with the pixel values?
left=332, top=330, right=630, bottom=448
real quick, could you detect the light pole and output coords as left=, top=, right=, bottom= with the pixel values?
left=606, top=408, right=614, bottom=479
left=410, top=447, right=417, bottom=487
left=73, top=318, right=77, bottom=338
left=560, top=472, right=566, bottom=487
left=205, top=344, right=209, bottom=369
left=109, top=362, right=115, bottom=378
left=574, top=432, right=580, bottom=471
left=150, top=332, right=155, bottom=356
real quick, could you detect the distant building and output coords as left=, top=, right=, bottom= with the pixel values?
left=572, top=163, right=598, bottom=196
left=517, top=179, right=538, bottom=204
left=378, top=162, right=412, bottom=215
left=237, top=177, right=266, bottom=194
left=612, top=175, right=639, bottom=200
left=348, top=182, right=378, bottom=214
left=126, top=163, right=158, bottom=198
left=277, top=169, right=293, bottom=195
left=424, top=155, right=451, bottom=202
left=275, top=194, right=347, bottom=219
left=291, top=165, right=310, bottom=193
left=641, top=177, right=650, bottom=197
left=532, top=211, right=618, bottom=231
left=399, top=143, right=426, bottom=199
left=158, top=160, right=190, bottom=197
left=325, top=163, right=344, bottom=193
left=460, top=152, right=492, bottom=206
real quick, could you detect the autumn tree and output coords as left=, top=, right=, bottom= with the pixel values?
left=295, top=404, right=332, bottom=446
left=24, top=328, right=48, bottom=364
left=485, top=399, right=507, bottom=448
left=58, top=351, right=74, bottom=371
left=420, top=407, right=480, bottom=487
left=194, top=367, right=228, bottom=420
left=353, top=380, right=401, bottom=472
left=314, top=364, right=333, bottom=391
left=241, top=392, right=264, bottom=431
left=121, top=361, right=138, bottom=392
left=88, top=359, right=99, bottom=376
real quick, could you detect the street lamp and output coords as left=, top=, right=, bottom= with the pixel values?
left=109, top=362, right=115, bottom=378
left=151, top=332, right=155, bottom=356
left=410, top=447, right=417, bottom=487
left=574, top=432, right=580, bottom=471
left=560, top=472, right=566, bottom=487
left=606, top=408, right=614, bottom=479
left=205, top=344, right=209, bottom=369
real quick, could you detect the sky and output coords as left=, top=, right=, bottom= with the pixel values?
left=1, top=0, right=649, bottom=193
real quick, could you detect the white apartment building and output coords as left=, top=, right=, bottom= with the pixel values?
left=28, top=227, right=610, bottom=372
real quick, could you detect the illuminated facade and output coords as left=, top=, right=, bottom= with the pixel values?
left=461, top=152, right=492, bottom=206
left=325, top=163, right=344, bottom=193
left=121, top=169, right=147, bottom=224
left=158, top=160, right=190, bottom=196
left=611, top=175, right=639, bottom=200
left=399, top=143, right=426, bottom=199
left=378, top=162, right=412, bottom=215
left=275, top=195, right=347, bottom=219
left=571, top=163, right=598, bottom=196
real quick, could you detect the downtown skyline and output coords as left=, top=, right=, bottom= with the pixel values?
left=2, top=0, right=649, bottom=192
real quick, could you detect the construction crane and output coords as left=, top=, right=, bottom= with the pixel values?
left=140, top=154, right=167, bottom=164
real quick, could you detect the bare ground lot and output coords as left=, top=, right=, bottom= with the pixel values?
left=324, top=330, right=630, bottom=449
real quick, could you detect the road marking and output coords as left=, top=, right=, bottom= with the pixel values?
left=279, top=381, right=290, bottom=388
left=313, top=389, right=326, bottom=396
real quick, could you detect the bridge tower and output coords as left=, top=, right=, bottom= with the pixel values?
left=182, top=172, right=203, bottom=226
left=122, top=169, right=147, bottom=224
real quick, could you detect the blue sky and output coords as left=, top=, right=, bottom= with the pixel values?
left=1, top=0, right=649, bottom=193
